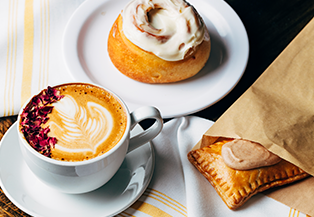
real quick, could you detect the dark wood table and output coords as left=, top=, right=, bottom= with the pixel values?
left=0, top=0, right=314, bottom=216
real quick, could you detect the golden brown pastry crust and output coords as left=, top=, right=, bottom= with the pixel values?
left=188, top=137, right=309, bottom=210
left=107, top=14, right=211, bottom=84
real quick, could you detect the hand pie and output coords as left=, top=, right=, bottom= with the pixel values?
left=187, top=136, right=309, bottom=210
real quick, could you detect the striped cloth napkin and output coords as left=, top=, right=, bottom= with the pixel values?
left=0, top=0, right=84, bottom=117
left=0, top=1, right=309, bottom=216
left=119, top=116, right=308, bottom=217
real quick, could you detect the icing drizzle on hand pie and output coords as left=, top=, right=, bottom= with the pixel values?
left=122, top=0, right=207, bottom=61
left=221, top=139, right=282, bottom=170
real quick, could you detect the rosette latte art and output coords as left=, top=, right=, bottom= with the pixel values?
left=108, top=0, right=211, bottom=83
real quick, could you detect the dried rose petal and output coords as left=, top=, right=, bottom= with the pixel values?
left=20, top=86, right=64, bottom=157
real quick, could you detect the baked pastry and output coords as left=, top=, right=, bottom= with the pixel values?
left=107, top=0, right=211, bottom=83
left=188, top=136, right=309, bottom=210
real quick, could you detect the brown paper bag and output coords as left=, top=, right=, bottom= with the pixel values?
left=193, top=17, right=314, bottom=216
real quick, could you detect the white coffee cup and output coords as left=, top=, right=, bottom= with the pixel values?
left=17, top=82, right=163, bottom=194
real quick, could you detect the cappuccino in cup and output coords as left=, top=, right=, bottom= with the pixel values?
left=18, top=82, right=163, bottom=194
left=20, top=83, right=127, bottom=162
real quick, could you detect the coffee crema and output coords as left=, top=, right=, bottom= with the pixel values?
left=42, top=84, right=127, bottom=162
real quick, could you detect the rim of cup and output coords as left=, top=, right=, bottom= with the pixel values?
left=17, top=82, right=131, bottom=167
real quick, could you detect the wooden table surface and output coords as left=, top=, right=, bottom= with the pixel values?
left=0, top=0, right=314, bottom=216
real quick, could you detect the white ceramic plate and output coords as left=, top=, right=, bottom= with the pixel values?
left=63, top=0, right=249, bottom=118
left=0, top=123, right=154, bottom=217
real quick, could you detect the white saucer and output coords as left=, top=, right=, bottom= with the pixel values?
left=0, top=123, right=154, bottom=217
left=62, top=0, right=249, bottom=119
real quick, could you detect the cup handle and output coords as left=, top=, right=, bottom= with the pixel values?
left=127, top=106, right=163, bottom=153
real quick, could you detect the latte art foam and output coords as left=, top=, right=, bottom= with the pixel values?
left=43, top=84, right=127, bottom=162
left=48, top=95, right=114, bottom=153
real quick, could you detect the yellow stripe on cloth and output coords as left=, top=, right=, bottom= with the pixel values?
left=45, top=0, right=50, bottom=86
left=144, top=188, right=187, bottom=216
left=131, top=201, right=172, bottom=217
left=21, top=0, right=34, bottom=106
left=143, top=194, right=187, bottom=217
left=38, top=0, right=50, bottom=89
left=4, top=0, right=12, bottom=116
left=289, top=208, right=300, bottom=217
left=12, top=0, right=18, bottom=115
left=4, top=0, right=19, bottom=116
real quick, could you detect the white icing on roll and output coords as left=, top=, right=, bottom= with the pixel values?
left=48, top=95, right=114, bottom=153
left=122, top=0, right=207, bottom=61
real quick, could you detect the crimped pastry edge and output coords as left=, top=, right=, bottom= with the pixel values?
left=187, top=143, right=309, bottom=210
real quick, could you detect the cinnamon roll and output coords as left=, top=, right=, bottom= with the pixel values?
left=108, top=0, right=211, bottom=84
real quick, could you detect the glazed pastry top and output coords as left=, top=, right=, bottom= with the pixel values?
left=122, top=0, right=208, bottom=61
